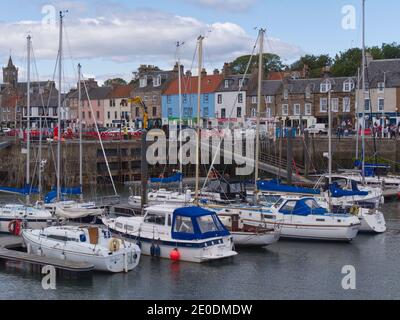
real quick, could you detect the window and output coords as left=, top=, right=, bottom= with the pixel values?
left=280, top=201, right=297, bottom=214
left=331, top=98, right=339, bottom=112
left=320, top=80, right=331, bottom=93
left=251, top=108, right=256, bottom=117
left=378, top=82, right=385, bottom=93
left=224, top=80, right=230, bottom=88
left=266, top=107, right=272, bottom=118
left=96, top=111, right=100, bottom=119
left=294, top=104, right=301, bottom=116
left=283, top=89, right=289, bottom=100
left=144, top=213, right=166, bottom=226
left=110, top=99, right=116, bottom=107
left=168, top=108, right=173, bottom=117
left=343, top=79, right=354, bottom=92
left=82, top=111, right=85, bottom=119
left=107, top=112, right=111, bottom=119
left=305, top=103, right=312, bottom=116
left=135, top=108, right=139, bottom=117
left=364, top=98, right=371, bottom=111
left=196, top=216, right=219, bottom=233
left=343, top=97, right=351, bottom=112
left=320, top=98, right=328, bottom=112
left=203, top=94, right=209, bottom=103
left=174, top=216, right=194, bottom=234
left=378, top=98, right=385, bottom=112
left=153, top=75, right=161, bottom=87
left=143, top=96, right=148, bottom=102
left=88, top=111, right=92, bottom=119
left=152, top=107, right=157, bottom=117
left=139, top=76, right=147, bottom=88
left=97, top=100, right=101, bottom=106
left=167, top=96, right=172, bottom=104
left=265, top=96, right=273, bottom=104
left=152, top=95, right=157, bottom=102
left=238, top=93, right=243, bottom=103
left=217, top=94, right=222, bottom=104
left=237, top=107, right=242, bottom=118
left=203, top=107, right=209, bottom=117
left=305, top=86, right=311, bottom=99
left=183, top=94, right=188, bottom=103
left=282, top=104, right=289, bottom=116
left=252, top=96, right=257, bottom=104
left=115, top=111, right=118, bottom=119
left=221, top=108, right=226, bottom=119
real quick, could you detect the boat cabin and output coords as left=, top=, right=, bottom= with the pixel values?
left=274, top=197, right=328, bottom=216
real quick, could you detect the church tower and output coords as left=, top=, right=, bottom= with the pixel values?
left=2, top=56, right=18, bottom=87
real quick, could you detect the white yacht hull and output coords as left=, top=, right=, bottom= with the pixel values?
left=359, top=211, right=387, bottom=233
left=22, top=232, right=140, bottom=273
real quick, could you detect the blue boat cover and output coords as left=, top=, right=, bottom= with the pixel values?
left=172, top=206, right=230, bottom=240
left=354, top=160, right=391, bottom=177
left=150, top=172, right=183, bottom=184
left=44, top=186, right=83, bottom=204
left=329, top=183, right=368, bottom=198
left=279, top=198, right=328, bottom=216
left=257, top=179, right=320, bottom=195
left=0, top=185, right=39, bottom=196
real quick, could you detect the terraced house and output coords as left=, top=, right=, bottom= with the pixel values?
left=104, top=84, right=133, bottom=128
left=356, top=58, right=400, bottom=127
left=162, top=69, right=223, bottom=127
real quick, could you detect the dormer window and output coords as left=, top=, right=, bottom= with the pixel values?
left=153, top=75, right=161, bottom=87
left=139, top=76, right=148, bottom=88
left=343, top=79, right=354, bottom=92
left=283, top=89, right=289, bottom=100
left=378, top=82, right=385, bottom=93
left=320, top=80, right=331, bottom=93
left=224, top=80, right=230, bottom=88
left=305, top=86, right=311, bottom=99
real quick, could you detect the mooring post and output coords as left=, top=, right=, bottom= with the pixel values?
left=287, top=128, right=293, bottom=185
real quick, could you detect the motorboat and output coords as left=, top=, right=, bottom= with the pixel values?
left=102, top=204, right=237, bottom=263
left=128, top=189, right=193, bottom=210
left=22, top=225, right=141, bottom=273
left=45, top=200, right=104, bottom=220
left=0, top=204, right=55, bottom=234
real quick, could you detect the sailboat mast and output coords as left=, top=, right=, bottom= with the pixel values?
left=361, top=0, right=366, bottom=184
left=328, top=90, right=332, bottom=185
left=78, top=63, right=83, bottom=201
left=177, top=42, right=183, bottom=192
left=254, top=28, right=265, bottom=198
left=57, top=11, right=63, bottom=201
left=355, top=67, right=360, bottom=162
left=26, top=35, right=31, bottom=205
left=195, top=36, right=204, bottom=205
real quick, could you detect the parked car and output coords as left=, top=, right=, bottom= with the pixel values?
left=306, top=123, right=328, bottom=134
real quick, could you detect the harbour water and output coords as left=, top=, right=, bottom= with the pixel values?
left=1, top=199, right=399, bottom=300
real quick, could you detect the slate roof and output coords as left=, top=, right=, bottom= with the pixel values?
left=367, top=59, right=400, bottom=88
left=216, top=75, right=251, bottom=92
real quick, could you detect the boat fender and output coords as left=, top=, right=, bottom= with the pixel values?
left=8, top=220, right=22, bottom=236
left=170, top=248, right=180, bottom=262
left=109, top=238, right=120, bottom=252
left=150, top=243, right=155, bottom=256
left=136, top=241, right=142, bottom=249
left=350, top=206, right=359, bottom=215
left=155, top=244, right=161, bottom=257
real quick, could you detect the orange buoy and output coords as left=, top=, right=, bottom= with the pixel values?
left=170, top=248, right=181, bottom=262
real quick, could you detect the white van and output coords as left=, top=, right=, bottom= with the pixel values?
left=306, top=123, right=328, bottom=134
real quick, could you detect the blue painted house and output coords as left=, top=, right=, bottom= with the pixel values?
left=162, top=71, right=223, bottom=125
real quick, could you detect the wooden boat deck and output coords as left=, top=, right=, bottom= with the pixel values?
left=0, top=236, right=94, bottom=272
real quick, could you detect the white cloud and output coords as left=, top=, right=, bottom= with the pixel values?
left=185, top=0, right=255, bottom=12
left=0, top=7, right=302, bottom=84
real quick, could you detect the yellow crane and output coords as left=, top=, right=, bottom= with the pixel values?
left=128, top=96, right=149, bottom=130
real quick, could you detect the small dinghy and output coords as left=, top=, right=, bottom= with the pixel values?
left=22, top=226, right=141, bottom=273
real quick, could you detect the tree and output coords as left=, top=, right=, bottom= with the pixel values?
left=103, top=78, right=127, bottom=87
left=229, top=53, right=286, bottom=76
left=331, top=48, right=362, bottom=77
left=381, top=42, right=400, bottom=59
left=290, top=54, right=332, bottom=78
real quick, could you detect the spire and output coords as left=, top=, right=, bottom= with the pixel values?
left=7, top=56, right=14, bottom=68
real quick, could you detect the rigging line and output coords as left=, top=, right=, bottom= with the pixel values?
left=202, top=32, right=261, bottom=190
left=82, top=73, right=118, bottom=197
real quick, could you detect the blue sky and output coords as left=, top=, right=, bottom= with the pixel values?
left=0, top=0, right=398, bottom=88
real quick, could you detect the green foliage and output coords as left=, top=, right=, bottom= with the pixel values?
left=290, top=54, right=332, bottom=78
left=229, top=53, right=286, bottom=76
left=103, top=78, right=127, bottom=87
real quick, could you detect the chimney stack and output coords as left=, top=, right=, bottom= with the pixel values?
left=222, top=62, right=231, bottom=77
left=201, top=68, right=207, bottom=77
left=213, top=69, right=220, bottom=75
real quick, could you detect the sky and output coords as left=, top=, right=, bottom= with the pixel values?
left=0, top=0, right=399, bottom=90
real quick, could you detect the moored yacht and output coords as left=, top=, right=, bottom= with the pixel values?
left=22, top=225, right=141, bottom=273
left=0, top=204, right=55, bottom=234
left=102, top=204, right=237, bottom=263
